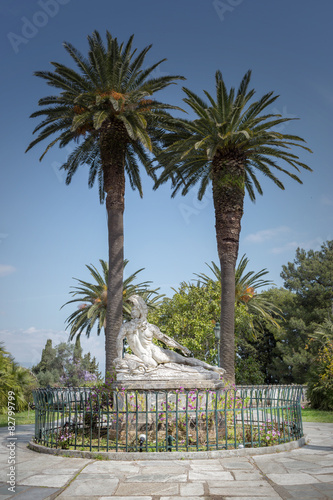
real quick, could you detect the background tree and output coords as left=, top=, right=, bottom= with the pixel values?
left=251, top=287, right=310, bottom=384
left=155, top=70, right=311, bottom=382
left=195, top=255, right=282, bottom=334
left=306, top=318, right=333, bottom=410
left=62, top=259, right=164, bottom=341
left=148, top=281, right=263, bottom=383
left=26, top=30, right=184, bottom=378
left=281, top=241, right=333, bottom=326
left=32, top=338, right=101, bottom=387
left=0, top=343, right=37, bottom=412
left=252, top=241, right=333, bottom=391
left=278, top=242, right=333, bottom=408
left=149, top=280, right=221, bottom=365
left=149, top=256, right=279, bottom=383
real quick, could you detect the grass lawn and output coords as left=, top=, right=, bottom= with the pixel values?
left=0, top=410, right=35, bottom=427
left=301, top=408, right=333, bottom=423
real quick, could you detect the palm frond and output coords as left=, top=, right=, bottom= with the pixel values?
left=62, top=259, right=165, bottom=339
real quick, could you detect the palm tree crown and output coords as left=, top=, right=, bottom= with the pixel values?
left=62, top=259, right=164, bottom=340
left=155, top=70, right=312, bottom=382
left=26, top=30, right=184, bottom=201
left=156, top=70, right=311, bottom=201
left=195, top=255, right=282, bottom=333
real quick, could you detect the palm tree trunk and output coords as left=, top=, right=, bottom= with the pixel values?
left=105, top=192, right=124, bottom=378
left=212, top=152, right=245, bottom=383
left=100, top=121, right=126, bottom=380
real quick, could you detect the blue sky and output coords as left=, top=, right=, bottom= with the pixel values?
left=1, top=0, right=332, bottom=375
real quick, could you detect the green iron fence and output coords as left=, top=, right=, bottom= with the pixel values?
left=32, top=385, right=303, bottom=453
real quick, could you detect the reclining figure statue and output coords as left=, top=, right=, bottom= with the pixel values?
left=114, top=295, right=225, bottom=377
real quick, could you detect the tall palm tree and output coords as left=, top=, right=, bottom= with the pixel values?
left=62, top=259, right=164, bottom=340
left=155, top=70, right=312, bottom=382
left=26, top=31, right=184, bottom=377
left=195, top=255, right=282, bottom=334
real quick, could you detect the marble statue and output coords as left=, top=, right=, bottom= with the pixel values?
left=114, top=295, right=225, bottom=379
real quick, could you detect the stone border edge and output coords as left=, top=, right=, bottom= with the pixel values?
left=28, top=436, right=306, bottom=461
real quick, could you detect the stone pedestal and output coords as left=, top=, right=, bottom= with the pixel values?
left=113, top=362, right=224, bottom=391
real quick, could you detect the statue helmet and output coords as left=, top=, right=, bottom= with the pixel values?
left=127, top=295, right=148, bottom=318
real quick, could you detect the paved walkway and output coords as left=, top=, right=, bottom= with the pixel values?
left=0, top=423, right=332, bottom=499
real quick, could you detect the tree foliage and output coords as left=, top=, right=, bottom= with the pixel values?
left=62, top=259, right=164, bottom=340
left=195, top=255, right=282, bottom=333
left=306, top=318, right=333, bottom=411
left=149, top=280, right=221, bottom=365
left=148, top=241, right=333, bottom=392
left=0, top=343, right=37, bottom=412
left=149, top=255, right=278, bottom=383
left=281, top=241, right=333, bottom=326
left=253, top=241, right=333, bottom=409
left=26, top=30, right=184, bottom=200
left=32, top=338, right=101, bottom=387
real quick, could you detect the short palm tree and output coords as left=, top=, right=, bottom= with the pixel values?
left=62, top=259, right=164, bottom=340
left=155, top=70, right=312, bottom=381
left=26, top=31, right=184, bottom=377
left=195, top=255, right=282, bottom=334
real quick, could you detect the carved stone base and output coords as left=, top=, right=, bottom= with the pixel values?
left=114, top=361, right=224, bottom=391
left=112, top=378, right=224, bottom=391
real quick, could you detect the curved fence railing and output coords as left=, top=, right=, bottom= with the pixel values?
left=32, top=385, right=303, bottom=453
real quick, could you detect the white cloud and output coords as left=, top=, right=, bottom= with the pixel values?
left=312, top=82, right=333, bottom=107
left=23, top=327, right=39, bottom=334
left=0, top=328, right=67, bottom=365
left=271, top=237, right=324, bottom=255
left=244, top=226, right=291, bottom=244
left=0, top=327, right=105, bottom=373
left=321, top=195, right=333, bottom=207
left=271, top=241, right=299, bottom=255
left=0, top=264, right=16, bottom=277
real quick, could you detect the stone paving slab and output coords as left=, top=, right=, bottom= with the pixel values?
left=189, top=460, right=226, bottom=470
left=208, top=480, right=278, bottom=497
left=0, top=484, right=59, bottom=500
left=266, top=472, right=320, bottom=485
left=100, top=497, right=152, bottom=500
left=179, top=482, right=205, bottom=496
left=277, top=483, right=330, bottom=498
left=189, top=469, right=233, bottom=480
left=313, top=473, right=333, bottom=482
left=232, top=470, right=263, bottom=480
left=160, top=497, right=203, bottom=500
left=221, top=457, right=256, bottom=469
left=56, top=476, right=119, bottom=497
left=19, top=473, right=73, bottom=488
left=124, top=472, right=187, bottom=482
left=83, top=461, right=140, bottom=474
left=114, top=481, right=179, bottom=496
left=223, top=497, right=281, bottom=500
